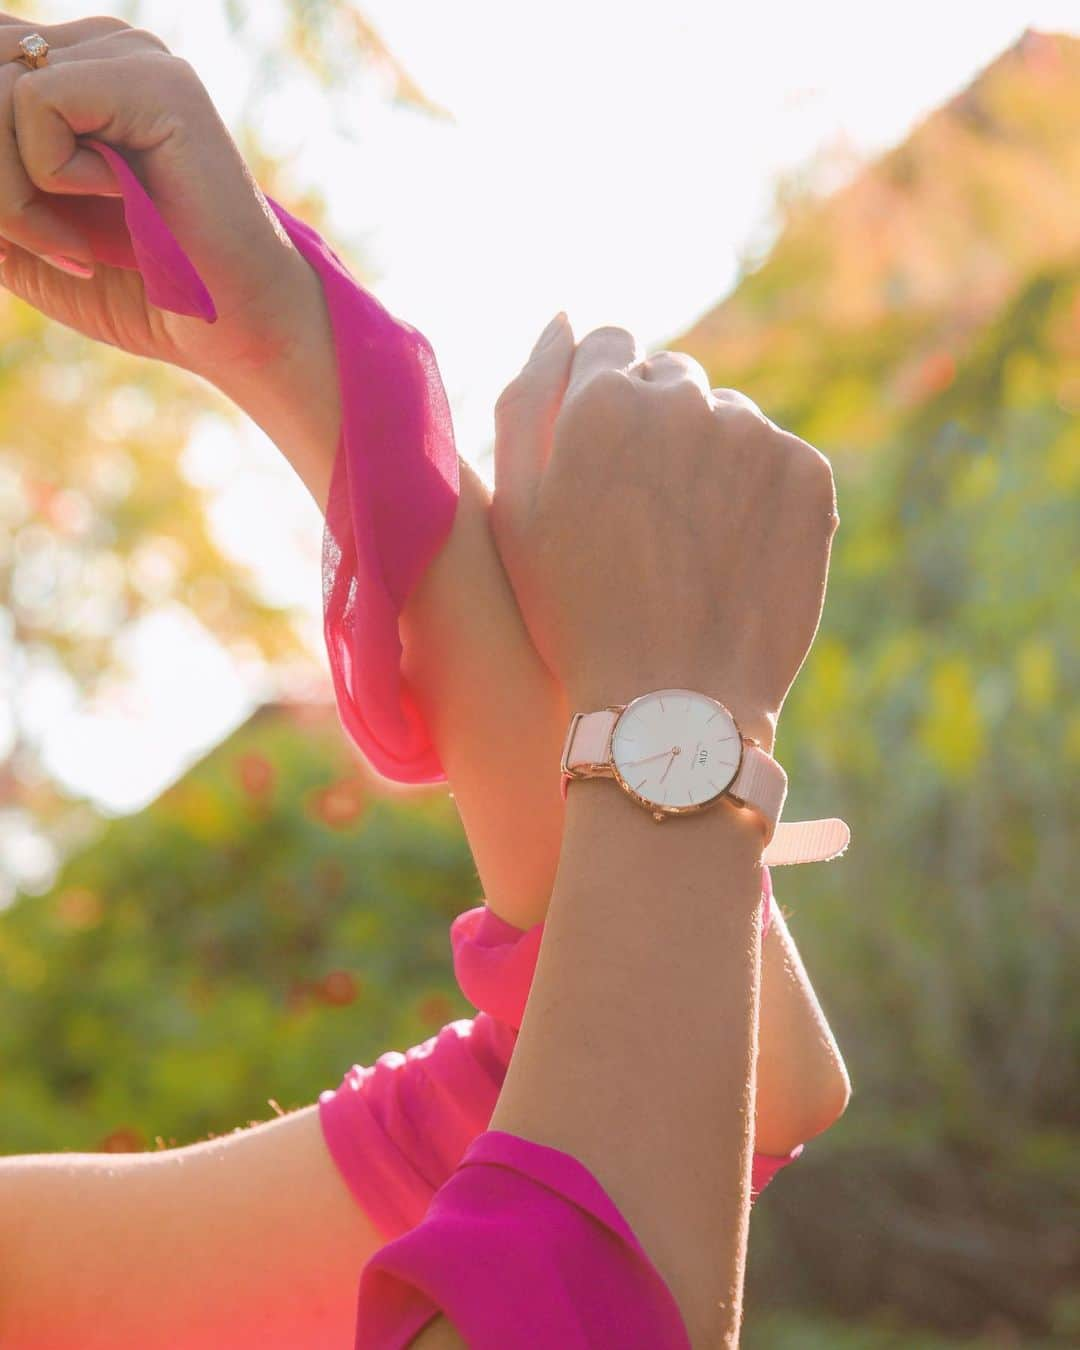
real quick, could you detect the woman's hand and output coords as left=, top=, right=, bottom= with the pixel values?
left=490, top=318, right=840, bottom=750
left=0, top=14, right=323, bottom=384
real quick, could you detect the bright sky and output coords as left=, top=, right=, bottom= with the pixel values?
left=11, top=0, right=1080, bottom=867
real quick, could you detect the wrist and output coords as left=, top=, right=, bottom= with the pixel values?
left=560, top=775, right=766, bottom=905
left=199, top=259, right=341, bottom=512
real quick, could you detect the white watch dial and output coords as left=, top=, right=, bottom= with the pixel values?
left=610, top=689, right=742, bottom=812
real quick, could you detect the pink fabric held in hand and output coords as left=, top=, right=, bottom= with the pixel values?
left=354, top=1130, right=691, bottom=1350
left=70, top=138, right=459, bottom=782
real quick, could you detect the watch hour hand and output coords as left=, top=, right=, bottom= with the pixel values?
left=624, top=747, right=677, bottom=768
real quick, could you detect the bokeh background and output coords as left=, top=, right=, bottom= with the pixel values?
left=1, top=3, right=1078, bottom=1346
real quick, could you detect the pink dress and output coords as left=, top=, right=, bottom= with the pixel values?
left=70, top=141, right=795, bottom=1347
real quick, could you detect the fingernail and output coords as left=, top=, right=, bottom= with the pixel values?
left=43, top=254, right=95, bottom=279
left=531, top=311, right=568, bottom=356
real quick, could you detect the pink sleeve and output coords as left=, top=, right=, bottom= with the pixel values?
left=70, top=139, right=458, bottom=784
left=354, top=1130, right=691, bottom=1350
left=318, top=1014, right=516, bottom=1240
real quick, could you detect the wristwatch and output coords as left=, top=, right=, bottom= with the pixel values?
left=560, top=688, right=850, bottom=867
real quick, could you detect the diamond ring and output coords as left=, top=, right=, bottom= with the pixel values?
left=16, top=34, right=50, bottom=70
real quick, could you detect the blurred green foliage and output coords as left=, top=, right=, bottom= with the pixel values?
left=0, top=703, right=477, bottom=1154
left=1, top=18, right=1078, bottom=1350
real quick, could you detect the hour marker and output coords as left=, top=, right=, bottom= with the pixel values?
left=635, top=779, right=647, bottom=791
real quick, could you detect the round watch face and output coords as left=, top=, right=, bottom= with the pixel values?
left=610, top=689, right=742, bottom=813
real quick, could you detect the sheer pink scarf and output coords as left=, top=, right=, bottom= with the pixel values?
left=66, top=138, right=459, bottom=782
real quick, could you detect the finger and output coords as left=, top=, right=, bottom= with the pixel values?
left=0, top=61, right=94, bottom=265
left=564, top=324, right=643, bottom=402
left=0, top=17, right=142, bottom=262
left=14, top=33, right=170, bottom=199
left=639, top=349, right=711, bottom=395
left=493, top=311, right=575, bottom=521
left=0, top=15, right=131, bottom=42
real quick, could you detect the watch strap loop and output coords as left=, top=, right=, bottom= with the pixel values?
left=560, top=708, right=619, bottom=800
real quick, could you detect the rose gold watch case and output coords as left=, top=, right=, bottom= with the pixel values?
left=562, top=688, right=752, bottom=823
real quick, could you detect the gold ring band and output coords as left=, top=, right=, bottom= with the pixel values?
left=16, top=34, right=50, bottom=70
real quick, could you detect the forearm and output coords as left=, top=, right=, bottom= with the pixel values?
left=377, top=792, right=771, bottom=1350
left=492, top=787, right=764, bottom=1347
left=398, top=461, right=568, bottom=929
left=0, top=1107, right=379, bottom=1349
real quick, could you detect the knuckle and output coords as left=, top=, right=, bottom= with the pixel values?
left=658, top=375, right=710, bottom=415
left=797, top=441, right=834, bottom=482
left=570, top=366, right=636, bottom=410
left=117, top=26, right=171, bottom=53
left=714, top=398, right=763, bottom=438
left=797, top=446, right=837, bottom=505
left=555, top=368, right=638, bottom=443
left=161, top=54, right=203, bottom=90
left=649, top=350, right=702, bottom=380
left=82, top=15, right=132, bottom=33
left=582, top=323, right=635, bottom=347
left=728, top=389, right=766, bottom=419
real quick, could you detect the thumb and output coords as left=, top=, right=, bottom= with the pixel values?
left=493, top=310, right=575, bottom=523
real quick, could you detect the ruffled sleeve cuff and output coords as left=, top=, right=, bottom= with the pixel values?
left=319, top=1016, right=517, bottom=1240
left=354, top=1130, right=690, bottom=1350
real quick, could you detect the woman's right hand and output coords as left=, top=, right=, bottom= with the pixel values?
left=490, top=319, right=840, bottom=749
left=0, top=13, right=325, bottom=385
